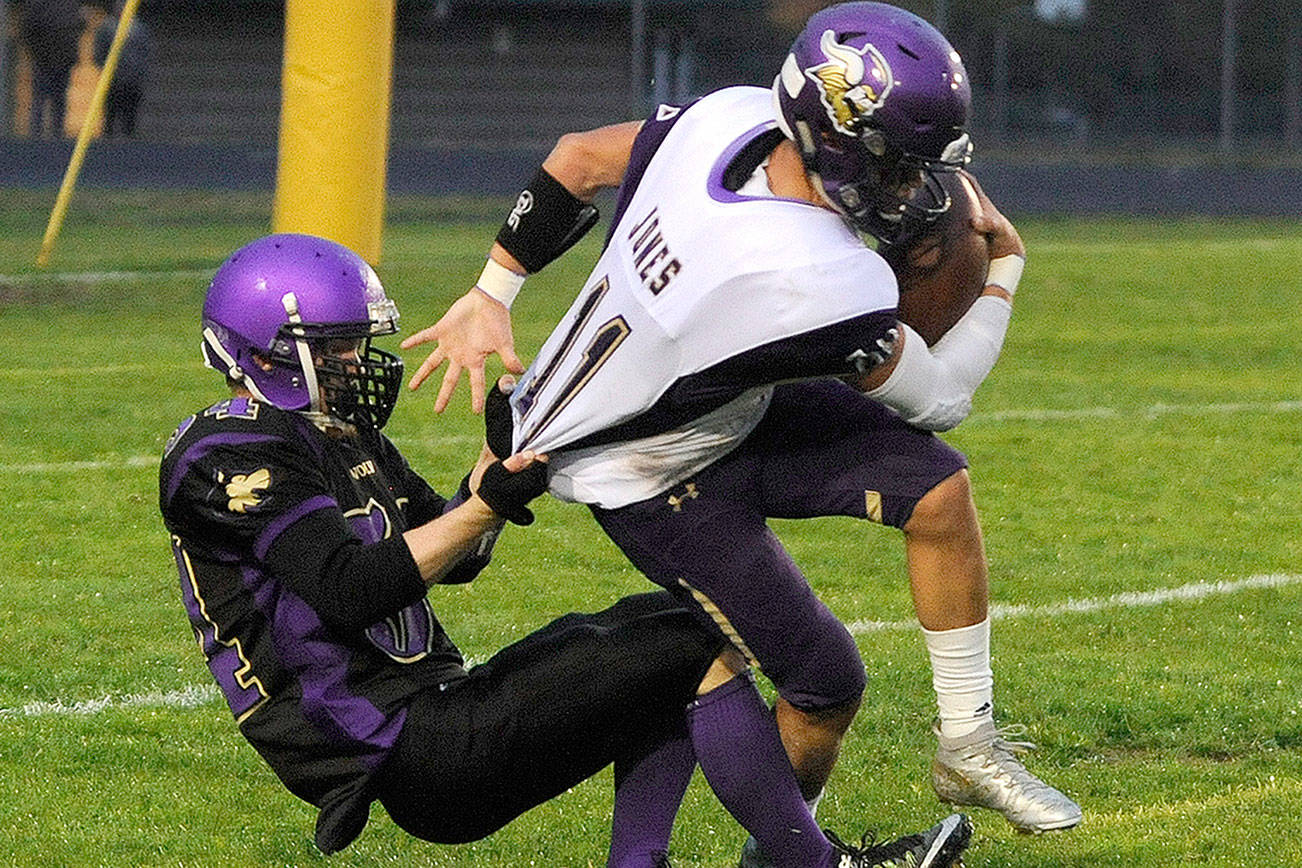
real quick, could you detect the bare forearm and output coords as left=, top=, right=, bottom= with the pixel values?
left=402, top=497, right=504, bottom=584
left=402, top=121, right=643, bottom=410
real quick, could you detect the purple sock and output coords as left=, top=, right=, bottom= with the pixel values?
left=607, top=733, right=695, bottom=868
left=686, top=672, right=832, bottom=868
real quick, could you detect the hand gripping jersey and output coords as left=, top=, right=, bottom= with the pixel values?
left=512, top=87, right=900, bottom=508
left=158, top=397, right=494, bottom=853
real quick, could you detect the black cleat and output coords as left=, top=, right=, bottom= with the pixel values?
left=824, top=813, right=972, bottom=868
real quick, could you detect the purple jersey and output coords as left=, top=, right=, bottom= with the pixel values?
left=159, top=397, right=491, bottom=848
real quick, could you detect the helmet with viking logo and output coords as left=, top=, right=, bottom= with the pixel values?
left=772, top=2, right=972, bottom=245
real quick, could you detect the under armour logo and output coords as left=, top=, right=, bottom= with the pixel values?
left=667, top=483, right=699, bottom=512
left=506, top=189, right=534, bottom=231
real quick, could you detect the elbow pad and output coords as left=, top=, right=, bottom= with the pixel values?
left=866, top=295, right=1012, bottom=431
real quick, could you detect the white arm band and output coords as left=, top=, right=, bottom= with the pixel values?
left=475, top=257, right=526, bottom=308
left=866, top=294, right=1013, bottom=431
left=985, top=254, right=1025, bottom=296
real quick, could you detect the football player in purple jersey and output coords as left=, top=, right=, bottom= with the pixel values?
left=402, top=1, right=1081, bottom=855
left=159, top=232, right=971, bottom=868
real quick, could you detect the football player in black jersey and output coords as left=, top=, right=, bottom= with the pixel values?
left=159, top=233, right=969, bottom=868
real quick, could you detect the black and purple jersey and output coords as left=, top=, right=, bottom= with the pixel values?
left=158, top=397, right=490, bottom=849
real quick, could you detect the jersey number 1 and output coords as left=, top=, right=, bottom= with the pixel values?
left=517, top=276, right=631, bottom=445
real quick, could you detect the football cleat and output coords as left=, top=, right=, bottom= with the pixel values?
left=931, top=722, right=1082, bottom=833
left=825, top=813, right=972, bottom=867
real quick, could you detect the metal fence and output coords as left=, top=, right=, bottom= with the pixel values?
left=3, top=1, right=1298, bottom=153
left=3, top=0, right=1300, bottom=212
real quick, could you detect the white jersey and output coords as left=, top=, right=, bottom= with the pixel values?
left=512, top=87, right=900, bottom=508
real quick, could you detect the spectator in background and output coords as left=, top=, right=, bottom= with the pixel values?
left=20, top=0, right=83, bottom=139
left=92, top=0, right=152, bottom=137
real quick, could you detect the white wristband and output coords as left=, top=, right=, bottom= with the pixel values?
left=985, top=254, right=1025, bottom=297
left=475, top=258, right=526, bottom=309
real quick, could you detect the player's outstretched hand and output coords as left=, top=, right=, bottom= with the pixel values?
left=476, top=450, right=549, bottom=526
left=400, top=288, right=525, bottom=414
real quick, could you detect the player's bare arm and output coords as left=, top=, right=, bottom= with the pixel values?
left=402, top=121, right=644, bottom=413
left=226, top=349, right=550, bottom=585
left=544, top=120, right=645, bottom=198
left=402, top=446, right=548, bottom=583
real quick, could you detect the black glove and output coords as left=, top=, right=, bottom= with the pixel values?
left=477, top=458, right=548, bottom=525
left=485, top=380, right=515, bottom=460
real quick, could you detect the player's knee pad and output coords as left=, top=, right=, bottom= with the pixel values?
left=766, top=603, right=866, bottom=711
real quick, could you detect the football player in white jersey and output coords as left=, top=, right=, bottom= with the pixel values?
left=404, top=0, right=1081, bottom=850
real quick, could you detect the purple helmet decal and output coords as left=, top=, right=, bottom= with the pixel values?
left=201, top=234, right=404, bottom=429
left=773, top=2, right=972, bottom=244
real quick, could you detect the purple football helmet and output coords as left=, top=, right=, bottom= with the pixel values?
left=201, top=233, right=404, bottom=429
left=773, top=2, right=972, bottom=245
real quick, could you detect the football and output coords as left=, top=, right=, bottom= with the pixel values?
left=883, top=170, right=990, bottom=346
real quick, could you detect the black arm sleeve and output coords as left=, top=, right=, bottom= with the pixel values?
left=496, top=168, right=600, bottom=273
left=375, top=433, right=450, bottom=527
left=264, top=508, right=428, bottom=635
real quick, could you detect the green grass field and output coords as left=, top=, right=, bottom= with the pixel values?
left=1, top=188, right=1299, bottom=867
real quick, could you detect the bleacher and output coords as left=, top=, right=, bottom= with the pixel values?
left=135, top=6, right=641, bottom=149
left=141, top=30, right=281, bottom=144
left=6, top=1, right=1300, bottom=212
left=392, top=36, right=633, bottom=149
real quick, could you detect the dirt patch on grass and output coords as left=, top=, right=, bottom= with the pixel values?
left=0, top=278, right=99, bottom=307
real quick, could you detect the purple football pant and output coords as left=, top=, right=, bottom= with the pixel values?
left=592, top=380, right=968, bottom=711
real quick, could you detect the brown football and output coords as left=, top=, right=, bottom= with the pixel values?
left=883, top=170, right=990, bottom=346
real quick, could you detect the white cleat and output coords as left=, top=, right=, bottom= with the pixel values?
left=931, top=722, right=1082, bottom=834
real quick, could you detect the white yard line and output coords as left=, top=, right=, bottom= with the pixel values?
left=1, top=684, right=220, bottom=717
left=3, top=398, right=1297, bottom=476
left=981, top=399, right=1302, bottom=423
left=846, top=573, right=1302, bottom=634
left=0, top=437, right=477, bottom=474
left=1033, top=237, right=1298, bottom=255
left=0, top=364, right=199, bottom=378
left=4, top=455, right=160, bottom=473
left=0, top=269, right=211, bottom=285
left=5, top=573, right=1298, bottom=718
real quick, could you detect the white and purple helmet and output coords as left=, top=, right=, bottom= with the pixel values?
left=200, top=233, right=404, bottom=429
left=773, top=2, right=972, bottom=245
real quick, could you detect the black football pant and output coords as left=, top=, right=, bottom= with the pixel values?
left=374, top=591, right=721, bottom=843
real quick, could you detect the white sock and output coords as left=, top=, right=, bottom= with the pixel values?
left=805, top=790, right=823, bottom=817
left=922, top=618, right=994, bottom=740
